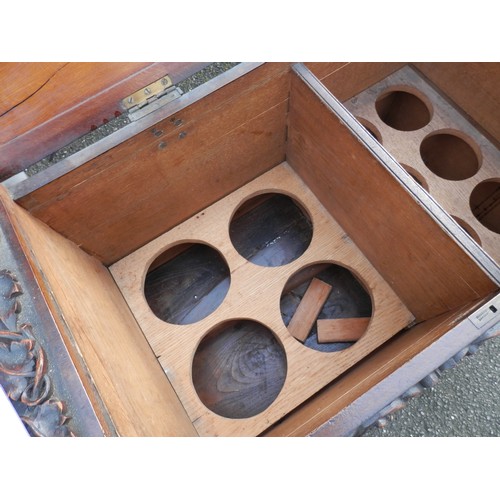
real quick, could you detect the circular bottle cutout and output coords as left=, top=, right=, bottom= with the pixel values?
left=229, top=193, right=313, bottom=267
left=356, top=117, right=383, bottom=143
left=144, top=243, right=230, bottom=325
left=192, top=320, right=287, bottom=419
left=280, top=263, right=373, bottom=352
left=469, top=180, right=500, bottom=234
left=401, top=164, right=430, bottom=192
left=375, top=89, right=432, bottom=131
left=420, top=132, right=481, bottom=181
left=452, top=216, right=482, bottom=245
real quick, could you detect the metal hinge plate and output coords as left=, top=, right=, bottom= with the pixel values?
left=121, top=74, right=183, bottom=120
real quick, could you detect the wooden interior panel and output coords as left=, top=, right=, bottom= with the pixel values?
left=262, top=298, right=486, bottom=437
left=0, top=62, right=207, bottom=179
left=0, top=186, right=197, bottom=436
left=413, top=62, right=500, bottom=145
left=286, top=65, right=497, bottom=322
left=15, top=63, right=291, bottom=265
left=308, top=62, right=406, bottom=101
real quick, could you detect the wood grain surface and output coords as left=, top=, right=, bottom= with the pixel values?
left=414, top=62, right=500, bottom=145
left=111, top=162, right=414, bottom=436
left=287, top=65, right=497, bottom=322
left=287, top=278, right=332, bottom=342
left=16, top=63, right=290, bottom=264
left=317, top=318, right=371, bottom=343
left=262, top=298, right=488, bottom=436
left=192, top=320, right=287, bottom=419
left=0, top=62, right=206, bottom=179
left=344, top=65, right=500, bottom=263
left=0, top=185, right=198, bottom=436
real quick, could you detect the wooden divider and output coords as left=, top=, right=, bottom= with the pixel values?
left=0, top=186, right=197, bottom=436
left=343, top=65, right=500, bottom=263
left=286, top=64, right=497, bottom=322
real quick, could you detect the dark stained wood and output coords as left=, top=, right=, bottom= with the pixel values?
left=145, top=193, right=313, bottom=325
left=192, top=320, right=287, bottom=419
left=16, top=63, right=291, bottom=264
left=0, top=62, right=207, bottom=180
left=287, top=65, right=497, bottom=322
left=145, top=244, right=230, bottom=325
left=0, top=193, right=107, bottom=436
left=413, top=62, right=500, bottom=145
left=1, top=186, right=198, bottom=436
left=229, top=193, right=313, bottom=267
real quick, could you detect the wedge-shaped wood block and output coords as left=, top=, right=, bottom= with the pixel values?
left=317, top=317, right=371, bottom=343
left=287, top=278, right=332, bottom=342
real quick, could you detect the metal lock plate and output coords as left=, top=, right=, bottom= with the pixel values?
left=469, top=294, right=500, bottom=329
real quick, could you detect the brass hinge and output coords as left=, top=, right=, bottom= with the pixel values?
left=121, top=74, right=183, bottom=120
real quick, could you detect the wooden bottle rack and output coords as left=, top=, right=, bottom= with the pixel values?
left=110, top=162, right=414, bottom=436
left=344, top=65, right=500, bottom=263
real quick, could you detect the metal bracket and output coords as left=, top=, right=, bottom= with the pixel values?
left=468, top=294, right=500, bottom=329
left=121, top=74, right=183, bottom=120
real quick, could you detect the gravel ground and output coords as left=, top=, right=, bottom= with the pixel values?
left=362, top=331, right=500, bottom=437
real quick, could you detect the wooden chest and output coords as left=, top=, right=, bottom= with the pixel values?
left=0, top=62, right=498, bottom=436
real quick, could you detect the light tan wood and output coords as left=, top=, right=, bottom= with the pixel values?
left=111, top=162, right=414, bottom=436
left=317, top=318, right=371, bottom=343
left=344, top=65, right=500, bottom=263
left=287, top=278, right=332, bottom=342
left=262, top=298, right=487, bottom=436
left=287, top=67, right=497, bottom=322
left=0, top=185, right=198, bottom=437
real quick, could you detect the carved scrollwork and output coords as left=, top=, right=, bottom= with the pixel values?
left=0, top=269, right=74, bottom=436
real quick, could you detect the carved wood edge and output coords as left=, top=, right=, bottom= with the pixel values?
left=0, top=269, right=74, bottom=436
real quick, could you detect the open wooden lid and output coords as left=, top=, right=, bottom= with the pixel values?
left=0, top=62, right=206, bottom=181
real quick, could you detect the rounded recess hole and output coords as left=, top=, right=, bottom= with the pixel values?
left=420, top=132, right=481, bottom=181
left=280, top=263, right=373, bottom=352
left=192, top=320, right=287, bottom=419
left=452, top=216, right=482, bottom=245
left=356, top=117, right=383, bottom=143
left=144, top=243, right=230, bottom=325
left=470, top=180, right=500, bottom=234
left=400, top=164, right=429, bottom=191
left=229, top=193, right=313, bottom=267
left=375, top=89, right=432, bottom=131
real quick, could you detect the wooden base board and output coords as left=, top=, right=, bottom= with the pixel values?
left=344, top=65, right=500, bottom=264
left=110, top=161, right=414, bottom=436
